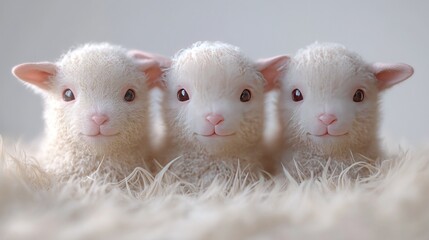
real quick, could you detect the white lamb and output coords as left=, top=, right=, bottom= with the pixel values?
left=277, top=42, right=414, bottom=179
left=159, top=41, right=288, bottom=186
left=12, top=43, right=163, bottom=181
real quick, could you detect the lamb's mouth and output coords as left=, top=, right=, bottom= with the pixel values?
left=197, top=132, right=236, bottom=138
left=82, top=133, right=120, bottom=138
left=307, top=132, right=348, bottom=137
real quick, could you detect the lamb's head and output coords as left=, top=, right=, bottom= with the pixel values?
left=279, top=42, right=413, bottom=155
left=12, top=43, right=162, bottom=153
left=165, top=41, right=288, bottom=155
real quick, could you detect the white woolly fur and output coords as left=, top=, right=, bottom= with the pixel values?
left=12, top=43, right=157, bottom=181
left=1, top=138, right=429, bottom=239
left=278, top=42, right=413, bottom=179
left=159, top=41, right=271, bottom=186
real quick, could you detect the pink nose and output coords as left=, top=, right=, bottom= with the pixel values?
left=318, top=113, right=337, bottom=125
left=206, top=114, right=224, bottom=126
left=92, top=114, right=109, bottom=126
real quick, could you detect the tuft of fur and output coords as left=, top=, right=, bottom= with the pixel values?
left=278, top=42, right=412, bottom=179
left=12, top=43, right=156, bottom=181
left=158, top=41, right=270, bottom=186
left=1, top=138, right=429, bottom=240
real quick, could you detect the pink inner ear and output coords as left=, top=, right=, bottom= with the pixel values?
left=371, top=63, right=414, bottom=90
left=12, top=62, right=57, bottom=90
left=128, top=50, right=172, bottom=68
left=255, top=55, right=290, bottom=92
left=135, top=59, right=164, bottom=89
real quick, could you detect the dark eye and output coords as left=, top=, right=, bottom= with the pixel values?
left=177, top=88, right=190, bottom=101
left=292, top=89, right=303, bottom=102
left=63, top=89, right=75, bottom=102
left=240, top=89, right=251, bottom=102
left=124, top=89, right=136, bottom=102
left=353, top=89, right=365, bottom=102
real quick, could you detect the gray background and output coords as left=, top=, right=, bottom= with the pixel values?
left=0, top=0, right=427, bottom=145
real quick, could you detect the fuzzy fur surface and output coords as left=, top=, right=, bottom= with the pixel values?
left=1, top=138, right=429, bottom=240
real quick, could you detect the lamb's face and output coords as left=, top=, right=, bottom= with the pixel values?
left=166, top=55, right=265, bottom=155
left=279, top=49, right=379, bottom=153
left=46, top=48, right=151, bottom=152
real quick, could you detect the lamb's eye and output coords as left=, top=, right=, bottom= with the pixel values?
left=63, top=89, right=75, bottom=102
left=240, top=89, right=251, bottom=102
left=353, top=89, right=365, bottom=102
left=292, top=89, right=303, bottom=102
left=177, top=88, right=190, bottom=102
left=124, top=89, right=136, bottom=102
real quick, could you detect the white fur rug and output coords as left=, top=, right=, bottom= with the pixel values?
left=1, top=138, right=429, bottom=240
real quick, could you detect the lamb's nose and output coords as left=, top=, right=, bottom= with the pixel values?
left=206, top=114, right=224, bottom=126
left=318, top=113, right=337, bottom=125
left=92, top=114, right=109, bottom=126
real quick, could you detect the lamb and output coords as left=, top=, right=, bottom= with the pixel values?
left=158, top=41, right=289, bottom=186
left=277, top=42, right=414, bottom=179
left=12, top=43, right=163, bottom=181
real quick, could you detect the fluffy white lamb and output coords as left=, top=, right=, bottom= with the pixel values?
left=158, top=41, right=288, bottom=186
left=278, top=42, right=414, bottom=179
left=12, top=43, right=163, bottom=181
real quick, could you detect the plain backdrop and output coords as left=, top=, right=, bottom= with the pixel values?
left=0, top=0, right=427, bottom=145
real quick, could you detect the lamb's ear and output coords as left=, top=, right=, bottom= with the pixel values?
left=135, top=59, right=166, bottom=89
left=371, top=63, right=414, bottom=91
left=128, top=50, right=172, bottom=69
left=12, top=62, right=57, bottom=91
left=129, top=50, right=171, bottom=89
left=256, top=55, right=290, bottom=92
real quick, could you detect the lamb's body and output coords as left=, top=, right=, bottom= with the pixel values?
left=159, top=42, right=287, bottom=186
left=278, top=43, right=413, bottom=179
left=13, top=43, right=162, bottom=181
